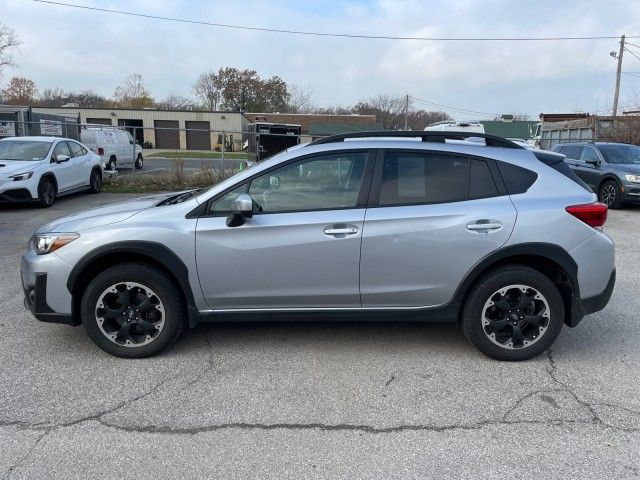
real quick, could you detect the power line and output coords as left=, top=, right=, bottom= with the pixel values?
left=409, top=95, right=500, bottom=117
left=32, top=1, right=640, bottom=42
left=624, top=47, right=640, bottom=63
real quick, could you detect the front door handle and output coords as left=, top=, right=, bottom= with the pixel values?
left=467, top=220, right=503, bottom=232
left=323, top=224, right=359, bottom=236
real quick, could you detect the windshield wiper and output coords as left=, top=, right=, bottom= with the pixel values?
left=157, top=190, right=200, bottom=206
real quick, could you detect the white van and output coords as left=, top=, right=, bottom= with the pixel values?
left=80, top=127, right=144, bottom=171
left=424, top=121, right=485, bottom=134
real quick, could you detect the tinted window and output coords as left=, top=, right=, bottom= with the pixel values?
left=52, top=141, right=71, bottom=158
left=597, top=144, right=640, bottom=164
left=468, top=159, right=498, bottom=199
left=562, top=145, right=583, bottom=160
left=580, top=147, right=600, bottom=163
left=497, top=161, right=538, bottom=194
left=379, top=152, right=468, bottom=205
left=248, top=151, right=368, bottom=212
left=67, top=141, right=87, bottom=157
left=553, top=145, right=565, bottom=154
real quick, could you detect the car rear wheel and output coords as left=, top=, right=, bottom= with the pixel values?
left=81, top=263, right=186, bottom=358
left=462, top=265, right=564, bottom=361
left=37, top=177, right=56, bottom=207
left=135, top=154, right=144, bottom=170
left=89, top=169, right=102, bottom=193
left=106, top=156, right=116, bottom=171
left=599, top=180, right=622, bottom=209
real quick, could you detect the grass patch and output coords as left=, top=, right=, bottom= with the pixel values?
left=103, top=158, right=238, bottom=193
left=147, top=150, right=249, bottom=159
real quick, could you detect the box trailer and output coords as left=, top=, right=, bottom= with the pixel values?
left=532, top=113, right=618, bottom=150
left=247, top=122, right=301, bottom=162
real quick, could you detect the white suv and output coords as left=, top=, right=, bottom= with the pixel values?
left=0, top=136, right=103, bottom=207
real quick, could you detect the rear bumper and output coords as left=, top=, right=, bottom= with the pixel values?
left=568, top=268, right=616, bottom=327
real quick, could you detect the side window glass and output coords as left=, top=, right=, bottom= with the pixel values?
left=468, top=159, right=498, bottom=199
left=580, top=147, right=600, bottom=163
left=379, top=152, right=468, bottom=206
left=67, top=141, right=86, bottom=157
left=248, top=152, right=368, bottom=212
left=563, top=145, right=583, bottom=160
left=208, top=184, right=248, bottom=215
left=52, top=141, right=71, bottom=158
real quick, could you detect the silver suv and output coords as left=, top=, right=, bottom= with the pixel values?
left=21, top=132, right=616, bottom=361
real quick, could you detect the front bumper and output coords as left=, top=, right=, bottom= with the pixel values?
left=21, top=250, right=78, bottom=326
left=622, top=185, right=640, bottom=203
left=0, top=188, right=36, bottom=203
left=23, top=273, right=78, bottom=325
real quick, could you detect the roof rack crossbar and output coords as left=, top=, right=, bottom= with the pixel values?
left=309, top=130, right=524, bottom=149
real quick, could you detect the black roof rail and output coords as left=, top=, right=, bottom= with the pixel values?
left=309, top=130, right=525, bottom=149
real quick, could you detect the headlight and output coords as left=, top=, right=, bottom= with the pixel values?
left=624, top=174, right=640, bottom=183
left=9, top=171, right=34, bottom=181
left=30, top=233, right=79, bottom=255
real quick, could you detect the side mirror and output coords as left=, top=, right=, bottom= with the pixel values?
left=226, top=193, right=253, bottom=227
left=55, top=154, right=70, bottom=163
left=586, top=159, right=600, bottom=166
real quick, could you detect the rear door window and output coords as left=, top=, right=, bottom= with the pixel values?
left=468, top=159, right=499, bottom=199
left=378, top=152, right=469, bottom=205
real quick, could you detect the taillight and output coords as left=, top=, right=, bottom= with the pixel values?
left=97, top=147, right=104, bottom=155
left=565, top=202, right=608, bottom=228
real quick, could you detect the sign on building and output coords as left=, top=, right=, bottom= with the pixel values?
left=0, top=121, right=16, bottom=137
left=40, top=119, right=63, bottom=136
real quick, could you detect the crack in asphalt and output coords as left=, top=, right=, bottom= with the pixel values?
left=2, top=346, right=639, bottom=478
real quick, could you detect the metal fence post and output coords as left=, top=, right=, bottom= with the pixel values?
left=221, top=130, right=225, bottom=171
left=132, top=126, right=136, bottom=186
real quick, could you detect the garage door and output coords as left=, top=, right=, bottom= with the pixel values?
left=185, top=121, right=211, bottom=150
left=154, top=120, right=180, bottom=149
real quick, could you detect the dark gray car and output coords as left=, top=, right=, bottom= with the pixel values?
left=552, top=142, right=640, bottom=208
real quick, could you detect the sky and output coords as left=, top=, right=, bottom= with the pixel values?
left=2, top=0, right=640, bottom=119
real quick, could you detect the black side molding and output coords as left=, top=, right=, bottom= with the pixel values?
left=67, top=241, right=200, bottom=327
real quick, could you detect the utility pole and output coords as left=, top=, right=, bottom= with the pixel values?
left=613, top=34, right=625, bottom=117
left=404, top=94, right=409, bottom=130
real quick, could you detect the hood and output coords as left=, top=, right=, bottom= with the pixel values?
left=0, top=160, right=42, bottom=177
left=38, top=192, right=184, bottom=233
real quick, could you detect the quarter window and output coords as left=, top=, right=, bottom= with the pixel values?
left=379, top=152, right=469, bottom=205
left=247, top=152, right=368, bottom=212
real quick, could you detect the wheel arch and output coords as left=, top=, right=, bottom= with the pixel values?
left=39, top=172, right=58, bottom=192
left=454, top=243, right=580, bottom=327
left=67, top=241, right=199, bottom=327
left=598, top=175, right=623, bottom=192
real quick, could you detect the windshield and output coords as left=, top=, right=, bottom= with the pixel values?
left=0, top=140, right=52, bottom=161
left=598, top=144, right=640, bottom=164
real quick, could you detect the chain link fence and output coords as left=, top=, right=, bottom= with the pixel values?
left=0, top=120, right=322, bottom=190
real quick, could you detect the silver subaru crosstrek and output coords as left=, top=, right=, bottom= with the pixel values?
left=21, top=132, right=615, bottom=361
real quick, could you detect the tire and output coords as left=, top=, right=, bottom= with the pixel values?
left=89, top=169, right=102, bottom=193
left=81, top=263, right=186, bottom=358
left=37, top=176, right=56, bottom=207
left=462, top=265, right=564, bottom=361
left=135, top=154, right=144, bottom=170
left=599, top=180, right=622, bottom=209
left=107, top=156, right=116, bottom=171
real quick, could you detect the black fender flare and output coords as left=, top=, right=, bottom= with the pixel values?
left=67, top=241, right=199, bottom=327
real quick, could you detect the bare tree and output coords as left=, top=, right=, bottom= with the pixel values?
left=286, top=83, right=313, bottom=113
left=192, top=71, right=221, bottom=110
left=114, top=73, right=153, bottom=108
left=0, top=24, right=21, bottom=79
left=1, top=76, right=38, bottom=105
left=156, top=92, right=197, bottom=110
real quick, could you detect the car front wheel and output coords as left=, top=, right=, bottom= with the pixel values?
left=37, top=177, right=56, bottom=207
left=462, top=265, right=564, bottom=361
left=81, top=263, right=185, bottom=358
left=135, top=154, right=144, bottom=170
left=599, top=180, right=622, bottom=209
left=89, top=169, right=102, bottom=193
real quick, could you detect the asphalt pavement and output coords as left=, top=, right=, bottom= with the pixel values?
left=0, top=193, right=639, bottom=479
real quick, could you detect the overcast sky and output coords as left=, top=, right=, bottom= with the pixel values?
left=2, top=0, right=640, bottom=119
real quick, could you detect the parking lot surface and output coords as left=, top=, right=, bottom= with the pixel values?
left=1, top=194, right=639, bottom=479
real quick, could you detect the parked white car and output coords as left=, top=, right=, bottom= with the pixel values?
left=0, top=136, right=103, bottom=207
left=81, top=127, right=143, bottom=171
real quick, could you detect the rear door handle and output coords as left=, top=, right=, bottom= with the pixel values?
left=467, top=220, right=502, bottom=231
left=323, top=224, right=359, bottom=236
